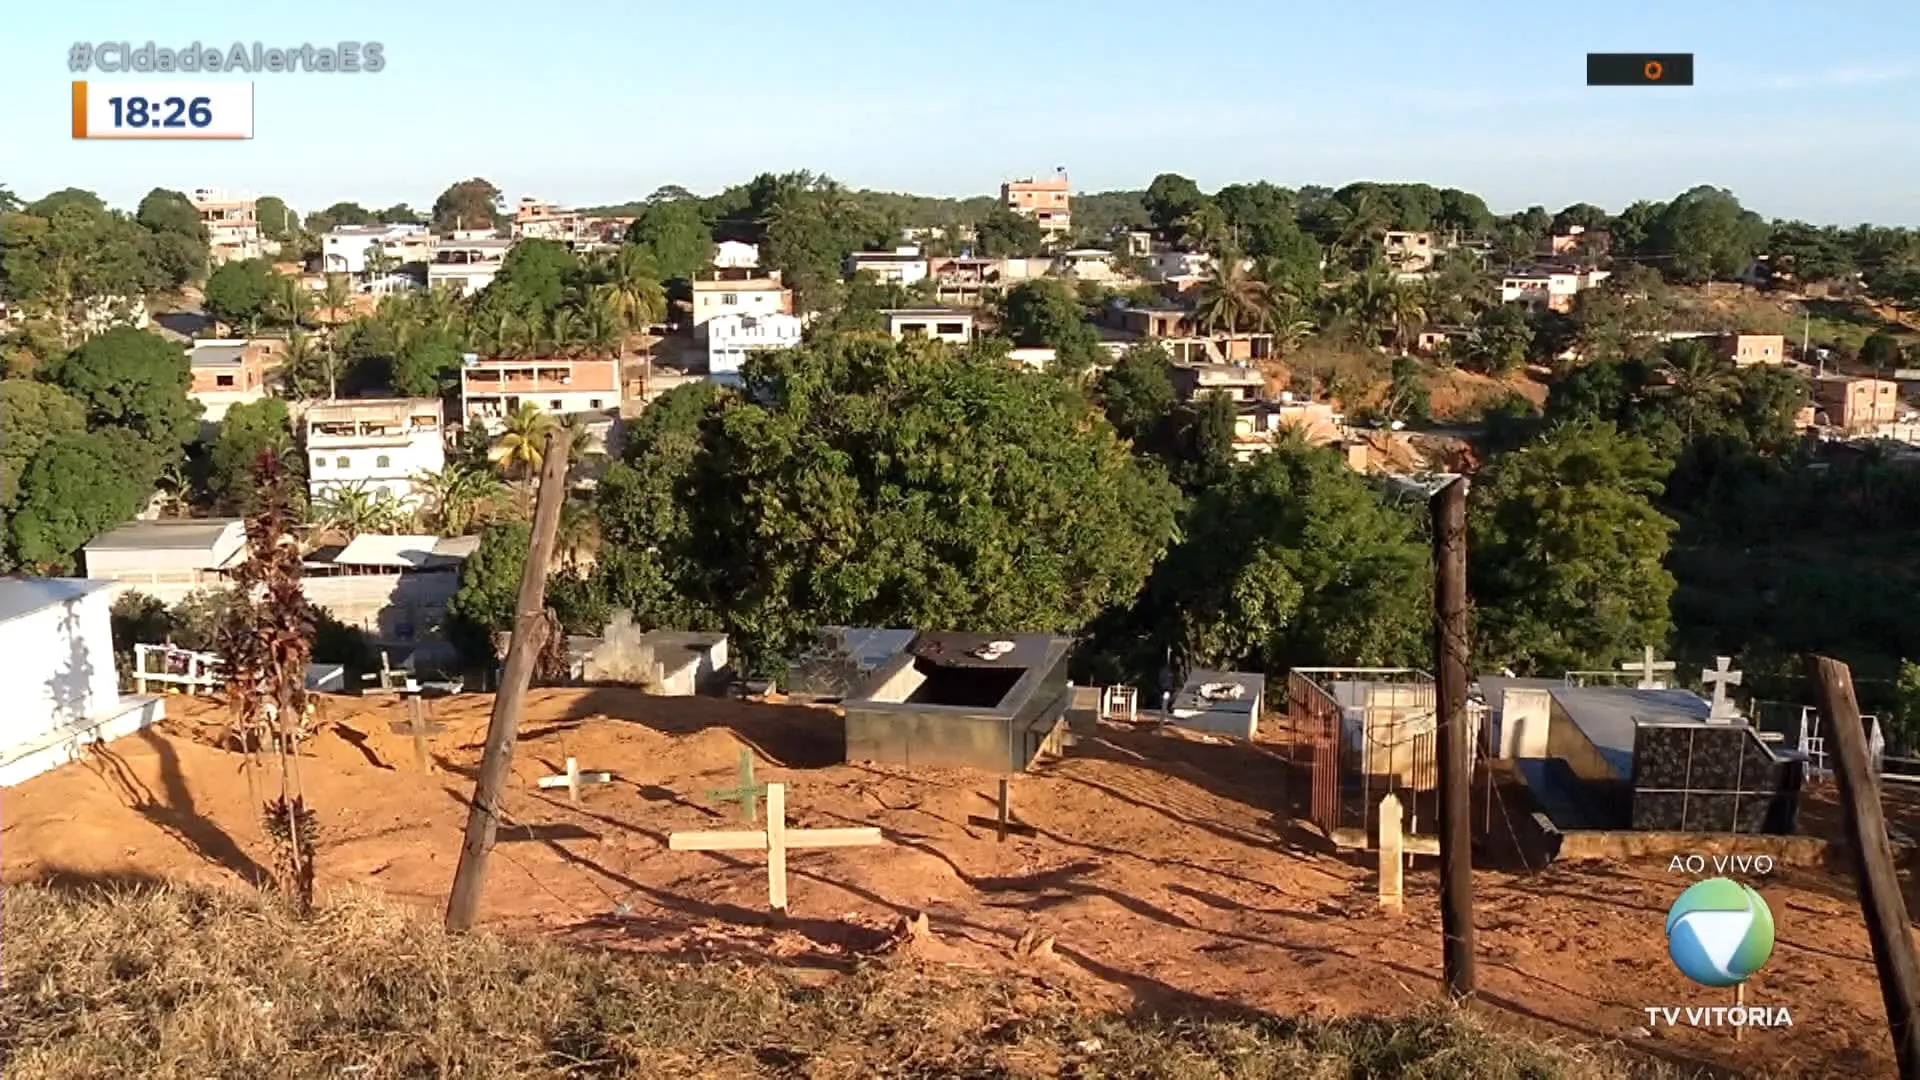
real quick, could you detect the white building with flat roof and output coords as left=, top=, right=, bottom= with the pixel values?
left=304, top=398, right=446, bottom=509
left=188, top=188, right=264, bottom=264
left=322, top=224, right=433, bottom=275
left=0, top=578, right=165, bottom=787
left=882, top=308, right=975, bottom=344
left=82, top=518, right=248, bottom=601
left=846, top=249, right=930, bottom=285
left=706, top=312, right=805, bottom=385
left=428, top=238, right=513, bottom=297
left=712, top=240, right=760, bottom=269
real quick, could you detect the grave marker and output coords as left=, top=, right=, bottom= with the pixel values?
left=1378, top=791, right=1405, bottom=912
left=668, top=782, right=883, bottom=911
left=1620, top=645, right=1677, bottom=689
left=537, top=757, right=613, bottom=804
left=707, top=749, right=767, bottom=823
left=965, top=778, right=1037, bottom=842
left=1703, top=656, right=1743, bottom=722
left=387, top=692, right=445, bottom=774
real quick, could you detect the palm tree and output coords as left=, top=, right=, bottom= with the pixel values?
left=1333, top=265, right=1398, bottom=348
left=311, top=482, right=406, bottom=539
left=319, top=273, right=354, bottom=334
left=1195, top=247, right=1270, bottom=336
left=1658, top=341, right=1740, bottom=438
left=555, top=497, right=601, bottom=572
left=595, top=247, right=667, bottom=397
left=267, top=274, right=313, bottom=328
left=280, top=331, right=342, bottom=400
left=410, top=462, right=505, bottom=536
left=1387, top=279, right=1429, bottom=352
left=488, top=402, right=556, bottom=480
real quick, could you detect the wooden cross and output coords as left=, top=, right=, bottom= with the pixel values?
left=667, top=782, right=883, bottom=911
left=1620, top=645, right=1677, bottom=689
left=387, top=692, right=445, bottom=774
left=965, top=778, right=1036, bottom=842
left=537, top=757, right=613, bottom=804
left=707, top=749, right=767, bottom=823
left=1702, top=656, right=1743, bottom=722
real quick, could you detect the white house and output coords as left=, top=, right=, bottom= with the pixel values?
left=1145, top=249, right=1214, bottom=283
left=846, top=248, right=930, bottom=285
left=883, top=308, right=975, bottom=344
left=707, top=312, right=805, bottom=385
left=0, top=578, right=165, bottom=787
left=305, top=398, right=446, bottom=510
left=712, top=240, right=760, bottom=269
left=690, top=273, right=792, bottom=333
left=1500, top=267, right=1611, bottom=314
left=322, top=224, right=433, bottom=275
left=428, top=238, right=514, bottom=297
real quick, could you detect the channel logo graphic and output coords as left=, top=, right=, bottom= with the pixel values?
left=1665, top=877, right=1775, bottom=987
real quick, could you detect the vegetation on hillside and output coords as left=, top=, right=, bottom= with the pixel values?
left=0, top=882, right=1670, bottom=1079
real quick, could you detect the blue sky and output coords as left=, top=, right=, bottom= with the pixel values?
left=5, top=0, right=1917, bottom=224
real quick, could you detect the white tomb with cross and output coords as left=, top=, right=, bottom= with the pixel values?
left=667, top=782, right=883, bottom=911
left=1620, top=645, right=1677, bottom=689
left=1701, top=656, right=1743, bottom=723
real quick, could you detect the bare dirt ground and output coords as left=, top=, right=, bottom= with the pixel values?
left=1, top=688, right=1901, bottom=1078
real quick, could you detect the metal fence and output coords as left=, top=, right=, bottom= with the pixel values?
left=1280, top=667, right=1485, bottom=847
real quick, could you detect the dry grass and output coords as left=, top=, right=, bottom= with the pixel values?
left=0, top=880, right=1679, bottom=1079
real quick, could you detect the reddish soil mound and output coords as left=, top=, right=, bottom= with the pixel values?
left=0, top=689, right=1898, bottom=1077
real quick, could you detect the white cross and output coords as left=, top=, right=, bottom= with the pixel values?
left=667, top=783, right=884, bottom=911
left=1701, top=656, right=1743, bottom=722
left=1620, top=645, right=1677, bottom=689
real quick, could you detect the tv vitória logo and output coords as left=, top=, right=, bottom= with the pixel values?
left=1665, top=877, right=1775, bottom=987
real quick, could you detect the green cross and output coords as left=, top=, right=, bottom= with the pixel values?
left=707, top=749, right=767, bottom=823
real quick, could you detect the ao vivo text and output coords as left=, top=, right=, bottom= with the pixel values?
left=1667, top=854, right=1775, bottom=875
left=1644, top=1005, right=1793, bottom=1028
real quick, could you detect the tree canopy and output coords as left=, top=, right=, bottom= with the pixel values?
left=44, top=326, right=199, bottom=451
left=431, top=178, right=503, bottom=233
left=594, top=332, right=1181, bottom=668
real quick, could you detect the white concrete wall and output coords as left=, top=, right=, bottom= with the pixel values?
left=692, top=287, right=786, bottom=330
left=0, top=585, right=123, bottom=751
left=1498, top=688, right=1555, bottom=758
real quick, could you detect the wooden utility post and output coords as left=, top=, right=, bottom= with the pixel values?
left=444, top=428, right=573, bottom=932
left=1428, top=476, right=1477, bottom=1000
left=1807, top=655, right=1920, bottom=1075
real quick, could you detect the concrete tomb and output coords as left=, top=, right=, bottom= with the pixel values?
left=842, top=631, right=1072, bottom=773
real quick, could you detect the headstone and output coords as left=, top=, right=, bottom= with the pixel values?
left=707, top=749, right=767, bottom=823
left=387, top=692, right=446, bottom=773
left=1702, top=656, right=1743, bottom=722
left=1378, top=791, right=1404, bottom=912
left=1620, top=645, right=1677, bottom=689
left=536, top=757, right=613, bottom=803
left=966, top=778, right=1037, bottom=842
left=667, top=783, right=884, bottom=911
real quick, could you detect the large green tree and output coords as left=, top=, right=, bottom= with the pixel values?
left=44, top=327, right=200, bottom=450
left=134, top=188, right=209, bottom=288
left=1644, top=187, right=1770, bottom=284
left=595, top=332, right=1180, bottom=667
left=202, top=258, right=279, bottom=329
left=430, top=178, right=504, bottom=233
left=7, top=428, right=158, bottom=571
left=209, top=398, right=294, bottom=513
left=1147, top=439, right=1431, bottom=674
left=0, top=379, right=87, bottom=510
left=445, top=519, right=533, bottom=666
left=1470, top=420, right=1678, bottom=674
left=623, top=198, right=713, bottom=281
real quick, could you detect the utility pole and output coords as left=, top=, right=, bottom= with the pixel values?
left=1429, top=476, right=1477, bottom=1000
left=1807, top=655, right=1920, bottom=1076
left=444, top=428, right=574, bottom=932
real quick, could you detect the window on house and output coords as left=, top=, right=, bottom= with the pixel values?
left=721, top=292, right=739, bottom=305
left=901, top=323, right=927, bottom=336
left=312, top=456, right=324, bottom=469
left=589, top=398, right=603, bottom=409
left=936, top=322, right=965, bottom=335
left=215, top=374, right=235, bottom=387
left=550, top=399, right=562, bottom=410
left=336, top=456, right=349, bottom=468
left=376, top=455, right=391, bottom=469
